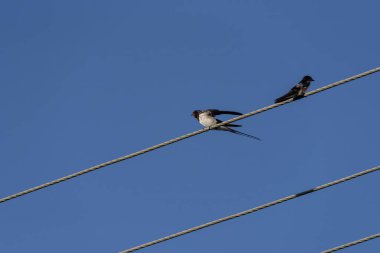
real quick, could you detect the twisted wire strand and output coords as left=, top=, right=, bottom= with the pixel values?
left=120, top=165, right=380, bottom=253
left=1, top=67, right=379, bottom=204
left=321, top=232, right=380, bottom=253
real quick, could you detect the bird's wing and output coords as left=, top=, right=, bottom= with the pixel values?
left=209, top=109, right=243, bottom=116
left=275, top=86, right=300, bottom=103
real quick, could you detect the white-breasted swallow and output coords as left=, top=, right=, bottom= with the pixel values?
left=275, top=75, right=315, bottom=103
left=192, top=109, right=261, bottom=141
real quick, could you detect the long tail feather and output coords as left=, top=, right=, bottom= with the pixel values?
left=226, top=123, right=242, bottom=127
left=225, top=128, right=261, bottom=141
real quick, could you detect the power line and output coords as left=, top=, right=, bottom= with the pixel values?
left=1, top=67, right=379, bottom=205
left=119, top=165, right=380, bottom=253
left=321, top=232, right=380, bottom=253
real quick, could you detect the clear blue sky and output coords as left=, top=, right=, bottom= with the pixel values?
left=1, top=1, right=380, bottom=252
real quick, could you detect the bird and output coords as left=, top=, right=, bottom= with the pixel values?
left=191, top=109, right=261, bottom=141
left=275, top=75, right=315, bottom=103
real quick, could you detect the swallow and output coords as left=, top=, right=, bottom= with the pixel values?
left=275, top=75, right=315, bottom=103
left=192, top=109, right=261, bottom=141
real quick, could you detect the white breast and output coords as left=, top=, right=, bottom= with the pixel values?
left=198, top=113, right=217, bottom=127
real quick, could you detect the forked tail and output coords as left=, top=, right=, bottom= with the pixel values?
left=227, top=128, right=262, bottom=141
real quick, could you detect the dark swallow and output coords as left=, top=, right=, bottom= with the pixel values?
left=275, top=75, right=315, bottom=103
left=192, top=109, right=261, bottom=141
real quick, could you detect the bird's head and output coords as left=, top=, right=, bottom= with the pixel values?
left=191, top=110, right=201, bottom=119
left=302, top=75, right=315, bottom=83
